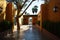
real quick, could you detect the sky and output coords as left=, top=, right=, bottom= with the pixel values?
left=20, top=0, right=44, bottom=15
left=26, top=0, right=44, bottom=15
left=6, top=0, right=44, bottom=15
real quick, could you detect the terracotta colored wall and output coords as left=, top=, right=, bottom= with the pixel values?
left=40, top=0, right=60, bottom=32
left=48, top=0, right=60, bottom=22
left=41, top=0, right=60, bottom=22
left=41, top=4, right=48, bottom=22
left=41, top=0, right=60, bottom=37
left=32, top=16, right=37, bottom=25
left=6, top=3, right=13, bottom=22
left=38, top=11, right=41, bottom=21
left=23, top=16, right=29, bottom=25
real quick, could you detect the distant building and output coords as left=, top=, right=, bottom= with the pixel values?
left=23, top=15, right=38, bottom=25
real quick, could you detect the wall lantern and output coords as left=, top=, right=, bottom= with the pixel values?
left=53, top=6, right=58, bottom=12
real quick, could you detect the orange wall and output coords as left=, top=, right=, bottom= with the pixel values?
left=41, top=4, right=48, bottom=22
left=32, top=16, right=37, bottom=25
left=6, top=3, right=13, bottom=22
left=38, top=11, right=41, bottom=21
left=23, top=16, right=29, bottom=25
left=48, top=0, right=60, bottom=22
left=41, top=0, right=60, bottom=22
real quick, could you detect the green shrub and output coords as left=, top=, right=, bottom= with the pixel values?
left=42, top=21, right=60, bottom=37
left=0, top=20, right=13, bottom=32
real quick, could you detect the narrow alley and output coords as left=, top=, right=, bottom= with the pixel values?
left=0, top=0, right=60, bottom=40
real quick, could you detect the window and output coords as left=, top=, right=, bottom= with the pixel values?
left=53, top=6, right=58, bottom=12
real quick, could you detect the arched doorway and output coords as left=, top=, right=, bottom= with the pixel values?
left=23, top=15, right=38, bottom=25
left=28, top=17, right=32, bottom=25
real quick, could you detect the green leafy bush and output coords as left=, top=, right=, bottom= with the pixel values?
left=0, top=20, right=13, bottom=32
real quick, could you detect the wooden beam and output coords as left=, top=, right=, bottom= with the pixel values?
left=17, top=0, right=28, bottom=16
left=17, top=0, right=34, bottom=18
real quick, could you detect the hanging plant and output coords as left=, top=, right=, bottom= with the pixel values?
left=32, top=5, right=38, bottom=14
